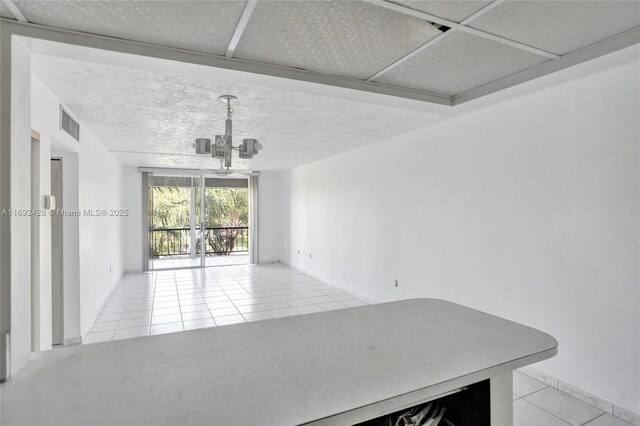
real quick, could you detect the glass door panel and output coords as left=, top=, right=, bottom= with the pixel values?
left=148, top=175, right=201, bottom=270
left=201, top=183, right=249, bottom=267
left=146, top=174, right=250, bottom=270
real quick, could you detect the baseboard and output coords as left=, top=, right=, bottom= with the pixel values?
left=81, top=270, right=125, bottom=339
left=283, top=262, right=377, bottom=305
left=519, top=367, right=640, bottom=426
left=258, top=259, right=280, bottom=265
left=63, top=336, right=82, bottom=346
left=614, top=405, right=640, bottom=426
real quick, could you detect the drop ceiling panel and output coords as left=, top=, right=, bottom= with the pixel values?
left=470, top=0, right=640, bottom=55
left=374, top=31, right=549, bottom=96
left=0, top=2, right=15, bottom=19
left=14, top=0, right=246, bottom=55
left=233, top=0, right=443, bottom=79
left=393, top=0, right=492, bottom=22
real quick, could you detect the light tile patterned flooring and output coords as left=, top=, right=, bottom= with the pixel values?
left=149, top=253, right=249, bottom=270
left=86, top=264, right=634, bottom=426
left=513, top=371, right=634, bottom=426
left=85, top=263, right=366, bottom=344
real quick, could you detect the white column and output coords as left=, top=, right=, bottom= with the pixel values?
left=248, top=175, right=259, bottom=265
left=490, top=370, right=514, bottom=425
left=190, top=186, right=196, bottom=258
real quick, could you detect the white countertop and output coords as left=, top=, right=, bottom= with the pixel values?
left=0, top=299, right=557, bottom=425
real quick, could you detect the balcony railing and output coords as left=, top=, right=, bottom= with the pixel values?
left=149, top=226, right=248, bottom=258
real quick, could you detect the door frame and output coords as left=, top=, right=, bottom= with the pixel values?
left=50, top=157, right=64, bottom=346
left=146, top=174, right=202, bottom=271
left=141, top=169, right=258, bottom=272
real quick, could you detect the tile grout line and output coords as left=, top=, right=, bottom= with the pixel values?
left=112, top=281, right=125, bottom=338
left=581, top=412, right=608, bottom=426
left=523, top=391, right=603, bottom=426
left=517, top=374, right=625, bottom=425
left=518, top=368, right=639, bottom=424
left=174, top=271, right=185, bottom=331
left=514, top=383, right=549, bottom=399
left=519, top=397, right=573, bottom=425
left=193, top=271, right=216, bottom=328
left=99, top=265, right=365, bottom=336
left=203, top=275, right=221, bottom=327
left=108, top=281, right=126, bottom=340
left=148, top=272, right=158, bottom=336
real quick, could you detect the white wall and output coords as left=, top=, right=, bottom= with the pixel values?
left=284, top=61, right=640, bottom=413
left=31, top=75, right=126, bottom=340
left=32, top=75, right=84, bottom=344
left=122, top=167, right=142, bottom=272
left=259, top=171, right=285, bottom=263
left=9, top=37, right=33, bottom=376
left=77, top=127, right=125, bottom=336
left=31, top=75, right=84, bottom=350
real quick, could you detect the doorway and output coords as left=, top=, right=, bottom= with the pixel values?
left=147, top=174, right=250, bottom=271
left=50, top=158, right=64, bottom=346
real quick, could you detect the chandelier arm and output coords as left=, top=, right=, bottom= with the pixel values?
left=194, top=94, right=262, bottom=167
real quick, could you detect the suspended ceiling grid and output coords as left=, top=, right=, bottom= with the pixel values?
left=2, top=0, right=639, bottom=100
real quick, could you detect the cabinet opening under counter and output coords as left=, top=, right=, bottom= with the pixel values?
left=355, top=379, right=491, bottom=426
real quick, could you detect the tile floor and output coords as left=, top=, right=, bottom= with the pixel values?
left=86, top=263, right=634, bottom=426
left=513, top=371, right=634, bottom=426
left=85, top=263, right=367, bottom=343
left=149, top=252, right=249, bottom=270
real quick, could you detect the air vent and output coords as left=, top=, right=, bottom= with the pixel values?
left=59, top=106, right=80, bottom=141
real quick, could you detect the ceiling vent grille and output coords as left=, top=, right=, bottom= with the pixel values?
left=59, top=106, right=80, bottom=141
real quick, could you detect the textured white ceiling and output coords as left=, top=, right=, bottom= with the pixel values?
left=0, top=2, right=14, bottom=19
left=234, top=0, right=442, bottom=79
left=14, top=0, right=246, bottom=55
left=32, top=55, right=443, bottom=170
left=393, top=0, right=492, bottom=22
left=470, top=0, right=640, bottom=55
left=374, top=31, right=549, bottom=96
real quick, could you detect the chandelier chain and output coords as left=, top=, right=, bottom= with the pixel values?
left=226, top=99, right=234, bottom=120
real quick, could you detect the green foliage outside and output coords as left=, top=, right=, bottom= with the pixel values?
left=198, top=188, right=248, bottom=228
left=149, top=187, right=248, bottom=258
left=149, top=187, right=191, bottom=229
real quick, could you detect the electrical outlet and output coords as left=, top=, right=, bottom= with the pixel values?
left=394, top=279, right=399, bottom=287
left=298, top=250, right=301, bottom=255
left=309, top=253, right=312, bottom=259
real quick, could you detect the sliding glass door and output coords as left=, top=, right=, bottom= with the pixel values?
left=147, top=173, right=250, bottom=271
left=148, top=175, right=200, bottom=270
left=198, top=185, right=249, bottom=267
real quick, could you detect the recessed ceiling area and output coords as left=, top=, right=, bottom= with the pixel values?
left=393, top=0, right=492, bottom=22
left=469, top=0, right=640, bottom=56
left=3, top=0, right=639, bottom=102
left=0, top=1, right=14, bottom=19
left=233, top=1, right=442, bottom=79
left=10, top=1, right=246, bottom=55
left=32, top=54, right=444, bottom=171
left=374, top=31, right=549, bottom=96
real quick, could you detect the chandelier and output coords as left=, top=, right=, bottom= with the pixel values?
left=193, top=95, right=262, bottom=170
